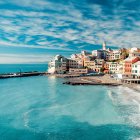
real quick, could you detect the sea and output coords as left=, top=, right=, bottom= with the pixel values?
left=0, top=64, right=140, bottom=140
left=0, top=64, right=48, bottom=74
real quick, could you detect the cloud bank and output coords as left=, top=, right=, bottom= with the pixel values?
left=0, top=0, right=140, bottom=62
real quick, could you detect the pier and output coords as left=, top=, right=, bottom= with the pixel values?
left=63, top=75, right=122, bottom=86
left=121, top=79, right=140, bottom=84
left=48, top=74, right=80, bottom=78
left=0, top=72, right=46, bottom=79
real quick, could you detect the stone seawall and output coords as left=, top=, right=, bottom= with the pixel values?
left=63, top=75, right=122, bottom=86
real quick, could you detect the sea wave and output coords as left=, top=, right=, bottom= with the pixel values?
left=23, top=99, right=89, bottom=132
left=108, top=86, right=140, bottom=128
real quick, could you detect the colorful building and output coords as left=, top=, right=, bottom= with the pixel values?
left=108, top=62, right=119, bottom=74
left=68, top=59, right=79, bottom=69
left=69, top=68, right=88, bottom=74
left=106, top=50, right=121, bottom=60
left=84, top=60, right=95, bottom=70
left=103, top=62, right=109, bottom=73
left=132, top=61, right=140, bottom=78
left=123, top=57, right=140, bottom=76
left=92, top=50, right=107, bottom=59
left=48, top=55, right=68, bottom=74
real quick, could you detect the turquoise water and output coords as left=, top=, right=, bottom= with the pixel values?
left=0, top=64, right=48, bottom=74
left=0, top=75, right=140, bottom=140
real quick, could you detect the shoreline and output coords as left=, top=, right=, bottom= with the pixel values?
left=49, top=74, right=140, bottom=90
left=121, top=83, right=140, bottom=92
left=62, top=75, right=122, bottom=86
left=0, top=72, right=140, bottom=91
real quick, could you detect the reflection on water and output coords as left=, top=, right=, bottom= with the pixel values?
left=0, top=76, right=140, bottom=139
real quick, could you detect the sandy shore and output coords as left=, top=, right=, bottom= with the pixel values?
left=63, top=75, right=122, bottom=86
left=47, top=73, right=140, bottom=90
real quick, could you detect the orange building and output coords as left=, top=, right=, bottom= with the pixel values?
left=103, top=62, right=109, bottom=74
left=124, top=57, right=140, bottom=76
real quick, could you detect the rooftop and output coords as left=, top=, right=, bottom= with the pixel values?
left=133, top=61, right=140, bottom=65
left=124, top=56, right=138, bottom=61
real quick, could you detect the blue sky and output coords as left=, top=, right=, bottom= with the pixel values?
left=0, top=0, right=140, bottom=63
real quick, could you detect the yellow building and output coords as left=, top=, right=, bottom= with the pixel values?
left=84, top=61, right=95, bottom=69
left=69, top=68, right=88, bottom=74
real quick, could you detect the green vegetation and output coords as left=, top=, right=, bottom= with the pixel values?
left=100, top=67, right=105, bottom=72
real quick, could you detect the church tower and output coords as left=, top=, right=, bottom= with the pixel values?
left=102, top=41, right=106, bottom=50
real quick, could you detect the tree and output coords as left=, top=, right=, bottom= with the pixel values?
left=100, top=67, right=105, bottom=72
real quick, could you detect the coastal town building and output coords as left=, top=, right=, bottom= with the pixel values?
left=48, top=43, right=140, bottom=79
left=68, top=59, right=79, bottom=69
left=70, top=53, right=84, bottom=67
left=108, top=62, right=119, bottom=74
left=129, top=47, right=139, bottom=53
left=132, top=61, right=140, bottom=78
left=95, top=59, right=105, bottom=65
left=117, top=61, right=124, bottom=74
left=94, top=64, right=102, bottom=72
left=129, top=50, right=140, bottom=57
left=48, top=55, right=68, bottom=74
left=48, top=55, right=83, bottom=74
left=92, top=50, right=107, bottom=59
left=81, top=50, right=91, bottom=56
left=84, top=60, right=95, bottom=70
left=123, top=57, right=140, bottom=76
left=91, top=42, right=107, bottom=59
left=106, top=50, right=121, bottom=60
left=69, top=68, right=88, bottom=74
left=103, top=62, right=109, bottom=73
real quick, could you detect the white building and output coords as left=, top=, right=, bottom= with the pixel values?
left=132, top=61, right=140, bottom=77
left=106, top=50, right=121, bottom=60
left=130, top=47, right=138, bottom=53
left=129, top=51, right=140, bottom=57
left=92, top=50, right=106, bottom=59
left=48, top=55, right=68, bottom=74
left=48, top=55, right=83, bottom=74
left=108, top=62, right=119, bottom=74
left=117, top=63, right=123, bottom=74
left=70, top=54, right=84, bottom=68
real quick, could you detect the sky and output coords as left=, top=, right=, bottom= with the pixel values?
left=0, top=0, right=140, bottom=63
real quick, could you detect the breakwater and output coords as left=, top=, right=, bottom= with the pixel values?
left=0, top=72, right=46, bottom=79
left=63, top=75, right=122, bottom=86
left=63, top=81, right=122, bottom=86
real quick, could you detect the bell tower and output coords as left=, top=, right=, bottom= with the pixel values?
left=102, top=41, right=106, bottom=50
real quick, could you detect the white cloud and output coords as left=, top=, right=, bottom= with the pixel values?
left=0, top=53, right=52, bottom=64
left=0, top=0, right=140, bottom=55
left=0, top=40, right=73, bottom=51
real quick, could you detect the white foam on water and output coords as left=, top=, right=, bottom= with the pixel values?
left=108, top=86, right=140, bottom=128
left=135, top=138, right=140, bottom=140
left=132, top=99, right=140, bottom=112
left=23, top=99, right=89, bottom=131
left=108, top=91, right=114, bottom=102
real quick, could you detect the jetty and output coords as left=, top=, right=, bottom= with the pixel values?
left=121, top=78, right=140, bottom=84
left=0, top=72, right=46, bottom=79
left=48, top=74, right=80, bottom=78
left=63, top=75, right=122, bottom=86
left=47, top=73, right=104, bottom=78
